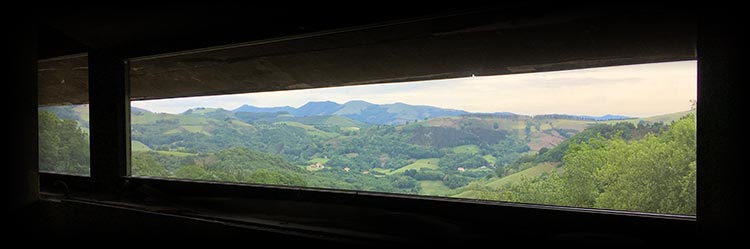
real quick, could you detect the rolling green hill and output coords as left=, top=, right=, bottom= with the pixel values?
left=275, top=121, right=339, bottom=138
left=485, top=162, right=560, bottom=189
left=419, top=180, right=451, bottom=196
left=43, top=101, right=695, bottom=214
left=388, top=158, right=440, bottom=175
left=131, top=140, right=152, bottom=151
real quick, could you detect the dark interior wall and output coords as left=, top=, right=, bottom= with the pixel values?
left=7, top=11, right=39, bottom=211
left=7, top=4, right=744, bottom=245
left=697, top=9, right=744, bottom=241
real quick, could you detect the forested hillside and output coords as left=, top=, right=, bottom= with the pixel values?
left=39, top=102, right=695, bottom=215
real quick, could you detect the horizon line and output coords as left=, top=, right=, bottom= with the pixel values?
left=128, top=100, right=694, bottom=119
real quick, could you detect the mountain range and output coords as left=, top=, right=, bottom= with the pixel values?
left=231, top=100, right=632, bottom=125
left=232, top=100, right=471, bottom=125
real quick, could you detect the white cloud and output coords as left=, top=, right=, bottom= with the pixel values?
left=131, top=60, right=697, bottom=117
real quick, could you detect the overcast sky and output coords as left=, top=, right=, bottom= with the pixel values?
left=131, top=60, right=696, bottom=117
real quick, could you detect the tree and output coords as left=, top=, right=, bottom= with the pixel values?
left=175, top=164, right=210, bottom=180
left=131, top=152, right=168, bottom=177
left=38, top=110, right=90, bottom=175
left=481, top=114, right=696, bottom=215
left=538, top=147, right=549, bottom=156
left=444, top=174, right=471, bottom=189
left=562, top=114, right=696, bottom=214
left=392, top=176, right=419, bottom=190
left=403, top=169, right=417, bottom=178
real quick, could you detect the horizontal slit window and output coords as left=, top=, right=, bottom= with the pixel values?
left=127, top=11, right=696, bottom=215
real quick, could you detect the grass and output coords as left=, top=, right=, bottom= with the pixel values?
left=181, top=125, right=204, bottom=133
left=452, top=144, right=480, bottom=154
left=131, top=140, right=152, bottom=152
left=641, top=110, right=693, bottom=123
left=597, top=110, right=692, bottom=126
left=163, top=128, right=183, bottom=135
left=230, top=120, right=253, bottom=127
left=131, top=112, right=212, bottom=125
left=188, top=108, right=214, bottom=114
left=322, top=116, right=367, bottom=128
left=275, top=121, right=338, bottom=138
left=305, top=165, right=326, bottom=171
left=340, top=127, right=360, bottom=131
left=307, top=157, right=330, bottom=164
left=485, top=162, right=559, bottom=188
left=419, top=180, right=451, bottom=196
left=370, top=168, right=392, bottom=174
left=154, top=150, right=197, bottom=157
left=177, top=115, right=209, bottom=125
left=543, top=119, right=593, bottom=132
left=451, top=190, right=480, bottom=199
left=483, top=155, right=497, bottom=165
left=130, top=112, right=166, bottom=124
left=388, top=158, right=440, bottom=175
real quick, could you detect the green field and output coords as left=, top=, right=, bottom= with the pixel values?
left=131, top=140, right=152, bottom=151
left=275, top=121, right=339, bottom=138
left=307, top=157, right=330, bottom=164
left=177, top=115, right=209, bottom=125
left=388, top=158, right=440, bottom=175
left=154, top=150, right=197, bottom=157
left=305, top=165, right=326, bottom=171
left=452, top=144, right=480, bottom=154
left=451, top=190, right=480, bottom=199
left=370, top=168, right=392, bottom=174
left=230, top=119, right=253, bottom=127
left=483, top=155, right=497, bottom=165
left=485, top=162, right=559, bottom=188
left=642, top=110, right=693, bottom=123
left=164, top=128, right=183, bottom=135
left=340, top=126, right=360, bottom=131
left=419, top=180, right=451, bottom=196
left=182, top=125, right=205, bottom=133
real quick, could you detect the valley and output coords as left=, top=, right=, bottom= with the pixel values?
left=39, top=100, right=696, bottom=214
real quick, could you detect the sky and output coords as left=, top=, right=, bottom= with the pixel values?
left=131, top=60, right=697, bottom=118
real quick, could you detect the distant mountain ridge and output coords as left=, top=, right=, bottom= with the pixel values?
left=233, top=100, right=469, bottom=125
left=231, top=100, right=632, bottom=124
left=232, top=105, right=296, bottom=114
left=532, top=113, right=632, bottom=121
left=131, top=100, right=633, bottom=125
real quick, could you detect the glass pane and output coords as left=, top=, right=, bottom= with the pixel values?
left=130, top=61, right=696, bottom=215
left=38, top=55, right=90, bottom=175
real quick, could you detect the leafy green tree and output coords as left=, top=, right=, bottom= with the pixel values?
left=175, top=164, right=210, bottom=180
left=131, top=152, right=168, bottom=177
left=537, top=147, right=549, bottom=156
left=245, top=169, right=306, bottom=186
left=38, top=110, right=90, bottom=174
left=414, top=168, right=444, bottom=181
left=444, top=174, right=471, bottom=189
left=392, top=175, right=419, bottom=189
left=591, top=115, right=696, bottom=214
left=481, top=114, right=696, bottom=215
left=403, top=169, right=418, bottom=178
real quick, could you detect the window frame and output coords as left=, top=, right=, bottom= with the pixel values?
left=38, top=8, right=706, bottom=242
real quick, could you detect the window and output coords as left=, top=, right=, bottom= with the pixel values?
left=35, top=8, right=704, bottom=243
left=123, top=10, right=697, bottom=217
left=129, top=60, right=696, bottom=215
left=38, top=54, right=90, bottom=176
